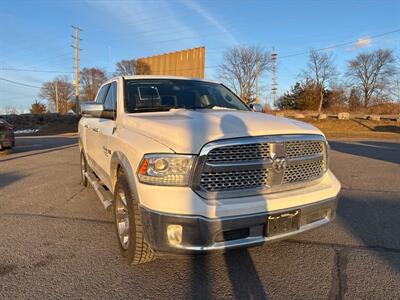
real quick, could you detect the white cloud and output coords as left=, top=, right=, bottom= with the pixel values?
left=348, top=36, right=373, bottom=51
left=355, top=37, right=372, bottom=48
left=180, top=0, right=238, bottom=45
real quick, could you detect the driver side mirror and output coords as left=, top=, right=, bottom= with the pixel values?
left=250, top=103, right=263, bottom=112
left=81, top=102, right=105, bottom=118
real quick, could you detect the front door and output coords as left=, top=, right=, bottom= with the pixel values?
left=85, top=83, right=110, bottom=174
left=93, top=81, right=118, bottom=188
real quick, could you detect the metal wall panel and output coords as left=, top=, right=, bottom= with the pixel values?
left=138, top=47, right=205, bottom=79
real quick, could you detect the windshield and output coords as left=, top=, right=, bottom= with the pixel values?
left=124, top=79, right=249, bottom=113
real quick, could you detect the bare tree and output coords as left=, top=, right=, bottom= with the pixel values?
left=39, top=76, right=74, bottom=114
left=301, top=49, right=337, bottom=113
left=348, top=88, right=362, bottom=112
left=390, top=54, right=400, bottom=102
left=114, top=59, right=151, bottom=76
left=79, top=67, right=107, bottom=101
left=218, top=46, right=271, bottom=104
left=30, top=100, right=47, bottom=114
left=346, top=49, right=396, bottom=108
left=4, top=105, right=18, bottom=115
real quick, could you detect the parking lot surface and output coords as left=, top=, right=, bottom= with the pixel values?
left=1, top=136, right=399, bottom=299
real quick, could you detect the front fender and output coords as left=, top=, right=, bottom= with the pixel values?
left=110, top=151, right=137, bottom=196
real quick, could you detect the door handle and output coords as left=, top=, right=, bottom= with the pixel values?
left=84, top=124, right=89, bottom=128
left=92, top=128, right=100, bottom=133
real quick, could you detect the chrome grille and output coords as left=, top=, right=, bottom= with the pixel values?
left=286, top=141, right=323, bottom=158
left=283, top=161, right=324, bottom=184
left=207, top=143, right=270, bottom=162
left=201, top=169, right=268, bottom=192
left=194, top=135, right=327, bottom=199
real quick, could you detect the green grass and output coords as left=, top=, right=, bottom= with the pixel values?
left=303, top=118, right=400, bottom=139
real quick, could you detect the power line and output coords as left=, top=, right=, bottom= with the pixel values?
left=1, top=27, right=398, bottom=91
left=279, top=28, right=400, bottom=59
left=0, top=67, right=73, bottom=74
left=0, top=77, right=41, bottom=89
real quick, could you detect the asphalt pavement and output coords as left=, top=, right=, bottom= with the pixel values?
left=0, top=136, right=399, bottom=299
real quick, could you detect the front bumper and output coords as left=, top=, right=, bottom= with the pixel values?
left=0, top=131, right=15, bottom=149
left=140, top=197, right=337, bottom=254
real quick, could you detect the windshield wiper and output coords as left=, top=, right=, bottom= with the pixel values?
left=132, top=106, right=173, bottom=112
left=132, top=106, right=189, bottom=112
left=188, top=105, right=236, bottom=110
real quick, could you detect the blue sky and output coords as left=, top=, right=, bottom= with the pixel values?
left=0, top=0, right=399, bottom=112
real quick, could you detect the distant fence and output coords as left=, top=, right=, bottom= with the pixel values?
left=272, top=110, right=400, bottom=122
left=0, top=113, right=79, bottom=130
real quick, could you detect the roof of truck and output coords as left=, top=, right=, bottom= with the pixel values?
left=118, top=75, right=219, bottom=84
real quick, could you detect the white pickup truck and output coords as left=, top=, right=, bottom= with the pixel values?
left=79, top=76, right=341, bottom=265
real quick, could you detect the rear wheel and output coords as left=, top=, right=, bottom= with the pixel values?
left=114, top=170, right=155, bottom=265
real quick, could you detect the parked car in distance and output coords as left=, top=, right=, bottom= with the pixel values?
left=79, top=76, right=341, bottom=265
left=0, top=118, right=15, bottom=150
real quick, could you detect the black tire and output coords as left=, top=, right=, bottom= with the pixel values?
left=114, top=170, right=155, bottom=265
left=80, top=151, right=89, bottom=187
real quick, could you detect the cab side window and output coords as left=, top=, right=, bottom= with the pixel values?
left=95, top=84, right=110, bottom=103
left=104, top=82, right=117, bottom=111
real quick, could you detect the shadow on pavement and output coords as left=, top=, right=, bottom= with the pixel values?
left=224, top=249, right=268, bottom=299
left=188, top=250, right=268, bottom=299
left=374, top=125, right=400, bottom=134
left=0, top=172, right=29, bottom=189
left=0, top=137, right=77, bottom=163
left=329, top=140, right=400, bottom=164
left=337, top=192, right=400, bottom=272
left=189, top=255, right=213, bottom=299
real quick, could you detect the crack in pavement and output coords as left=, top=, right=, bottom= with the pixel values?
left=0, top=254, right=77, bottom=278
left=1, top=213, right=113, bottom=224
left=286, top=239, right=399, bottom=300
left=286, top=239, right=400, bottom=300
left=341, top=187, right=400, bottom=194
left=328, top=248, right=349, bottom=300
left=41, top=186, right=85, bottom=215
left=0, top=264, right=17, bottom=277
left=285, top=239, right=400, bottom=254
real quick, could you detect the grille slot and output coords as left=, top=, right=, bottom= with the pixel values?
left=283, top=161, right=324, bottom=184
left=286, top=140, right=323, bottom=158
left=207, top=143, right=270, bottom=162
left=200, top=169, right=268, bottom=192
left=196, top=136, right=327, bottom=196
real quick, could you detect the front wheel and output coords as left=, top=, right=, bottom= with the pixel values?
left=80, top=151, right=89, bottom=187
left=114, top=170, right=155, bottom=265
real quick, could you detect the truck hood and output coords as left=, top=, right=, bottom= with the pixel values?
left=123, top=109, right=323, bottom=153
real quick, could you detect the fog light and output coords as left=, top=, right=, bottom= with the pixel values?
left=305, top=209, right=330, bottom=224
left=167, top=224, right=183, bottom=246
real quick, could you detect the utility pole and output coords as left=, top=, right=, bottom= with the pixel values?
left=55, top=81, right=59, bottom=113
left=71, top=25, right=82, bottom=113
left=270, top=48, right=278, bottom=108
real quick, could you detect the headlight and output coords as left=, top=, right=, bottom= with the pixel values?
left=137, top=154, right=195, bottom=186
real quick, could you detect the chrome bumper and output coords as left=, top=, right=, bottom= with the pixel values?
left=140, top=197, right=337, bottom=254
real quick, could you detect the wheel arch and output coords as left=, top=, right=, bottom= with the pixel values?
left=110, top=151, right=138, bottom=197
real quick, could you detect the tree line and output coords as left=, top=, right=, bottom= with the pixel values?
left=276, top=48, right=398, bottom=113
left=32, top=59, right=150, bottom=114
left=31, top=47, right=399, bottom=114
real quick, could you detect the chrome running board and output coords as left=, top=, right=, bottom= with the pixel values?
left=84, top=171, right=113, bottom=210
